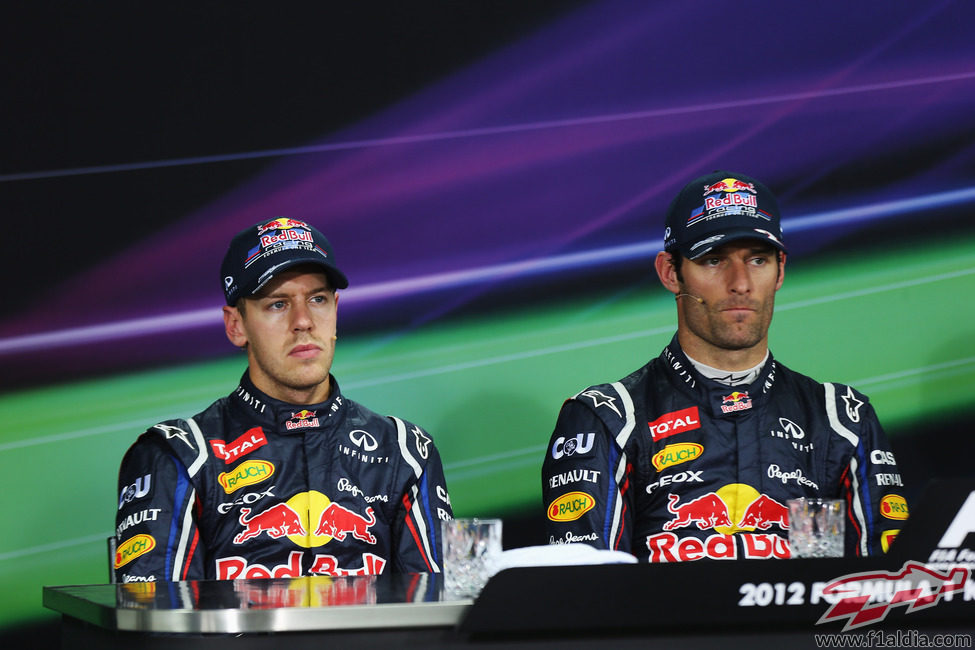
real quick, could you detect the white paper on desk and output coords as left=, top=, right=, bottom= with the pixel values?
left=487, top=543, right=637, bottom=577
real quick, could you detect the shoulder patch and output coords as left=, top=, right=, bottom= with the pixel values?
left=152, top=424, right=196, bottom=450
left=577, top=387, right=623, bottom=419
left=839, top=384, right=865, bottom=423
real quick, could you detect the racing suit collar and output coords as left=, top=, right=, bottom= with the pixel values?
left=231, top=371, right=346, bottom=435
left=662, top=335, right=777, bottom=419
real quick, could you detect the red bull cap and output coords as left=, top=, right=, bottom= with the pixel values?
left=663, top=170, right=786, bottom=260
left=221, top=218, right=350, bottom=305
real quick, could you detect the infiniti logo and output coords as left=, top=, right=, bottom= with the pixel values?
left=349, top=430, right=378, bottom=451
left=779, top=418, right=805, bottom=440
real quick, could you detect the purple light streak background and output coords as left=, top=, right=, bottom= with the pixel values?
left=3, top=0, right=975, bottom=386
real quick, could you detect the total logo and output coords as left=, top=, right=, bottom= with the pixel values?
left=286, top=410, right=319, bottom=430
left=648, top=407, right=701, bottom=442
left=232, top=490, right=378, bottom=548
left=720, top=391, right=753, bottom=414
left=210, top=427, right=268, bottom=464
left=647, top=484, right=792, bottom=562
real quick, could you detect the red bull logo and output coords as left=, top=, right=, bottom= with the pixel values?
left=218, top=550, right=304, bottom=579
left=311, top=572, right=377, bottom=604
left=663, top=492, right=733, bottom=531
left=663, top=485, right=789, bottom=535
left=260, top=228, right=313, bottom=248
left=652, top=484, right=793, bottom=560
left=309, top=552, right=387, bottom=577
left=230, top=491, right=380, bottom=549
left=737, top=494, right=789, bottom=530
left=314, top=504, right=378, bottom=544
left=286, top=410, right=320, bottom=431
left=257, top=217, right=311, bottom=235
left=216, top=550, right=389, bottom=579
left=115, top=534, right=156, bottom=568
left=702, top=178, right=757, bottom=196
left=647, top=531, right=790, bottom=562
left=720, top=391, right=753, bottom=414
left=234, top=503, right=308, bottom=544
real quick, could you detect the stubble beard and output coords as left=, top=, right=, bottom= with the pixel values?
left=686, top=297, right=774, bottom=352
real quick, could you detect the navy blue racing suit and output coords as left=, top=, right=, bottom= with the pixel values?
left=115, top=373, right=452, bottom=582
left=542, top=337, right=906, bottom=561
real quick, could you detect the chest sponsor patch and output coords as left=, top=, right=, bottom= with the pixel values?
left=210, top=427, right=268, bottom=464
left=652, top=443, right=703, bottom=471
left=648, top=407, right=701, bottom=441
left=218, top=460, right=275, bottom=493
left=720, top=391, right=752, bottom=414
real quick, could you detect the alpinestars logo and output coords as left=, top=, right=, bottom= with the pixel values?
left=580, top=390, right=622, bottom=418
left=817, top=561, right=969, bottom=631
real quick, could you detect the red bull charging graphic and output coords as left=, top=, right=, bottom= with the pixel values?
left=232, top=490, right=377, bottom=548
left=649, top=484, right=791, bottom=561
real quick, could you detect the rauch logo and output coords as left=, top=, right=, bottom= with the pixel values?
left=218, top=460, right=275, bottom=494
left=547, top=492, right=596, bottom=522
left=115, top=534, right=155, bottom=568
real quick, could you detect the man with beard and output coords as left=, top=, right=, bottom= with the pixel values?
left=541, top=171, right=906, bottom=561
left=114, top=219, right=452, bottom=582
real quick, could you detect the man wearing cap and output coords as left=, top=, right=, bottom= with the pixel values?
left=114, top=218, right=453, bottom=582
left=541, top=172, right=906, bottom=561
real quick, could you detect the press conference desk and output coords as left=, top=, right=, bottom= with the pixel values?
left=43, top=558, right=975, bottom=649
left=43, top=480, right=975, bottom=648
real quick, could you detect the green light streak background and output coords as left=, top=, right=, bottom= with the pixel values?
left=2, top=236, right=974, bottom=628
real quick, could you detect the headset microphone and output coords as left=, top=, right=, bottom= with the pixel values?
left=675, top=293, right=705, bottom=304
